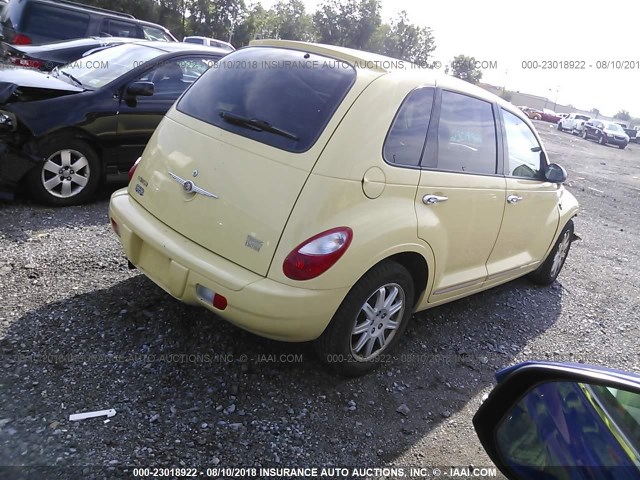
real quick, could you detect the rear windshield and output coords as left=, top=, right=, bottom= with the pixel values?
left=23, top=3, right=90, bottom=40
left=183, top=37, right=203, bottom=44
left=177, top=47, right=357, bottom=153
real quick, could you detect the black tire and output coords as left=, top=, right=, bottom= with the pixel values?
left=26, top=136, right=101, bottom=206
left=598, top=134, right=606, bottom=145
left=314, top=262, right=415, bottom=376
left=619, top=144, right=626, bottom=150
left=528, top=220, right=574, bottom=286
left=557, top=122, right=563, bottom=131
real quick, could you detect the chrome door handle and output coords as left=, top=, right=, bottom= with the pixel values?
left=507, top=195, right=523, bottom=204
left=423, top=194, right=449, bottom=205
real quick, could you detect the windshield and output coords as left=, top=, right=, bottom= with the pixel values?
left=606, top=123, right=624, bottom=133
left=58, top=43, right=167, bottom=89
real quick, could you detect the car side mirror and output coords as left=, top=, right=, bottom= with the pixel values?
left=126, top=81, right=154, bottom=97
left=473, top=362, right=640, bottom=480
left=544, top=163, right=567, bottom=184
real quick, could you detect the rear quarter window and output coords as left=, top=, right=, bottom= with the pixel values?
left=176, top=47, right=356, bottom=153
left=23, top=3, right=90, bottom=40
left=383, top=87, right=434, bottom=167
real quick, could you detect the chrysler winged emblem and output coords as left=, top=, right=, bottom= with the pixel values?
left=168, top=172, right=218, bottom=198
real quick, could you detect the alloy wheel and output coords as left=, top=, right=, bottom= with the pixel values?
left=350, top=283, right=405, bottom=361
left=41, top=149, right=90, bottom=199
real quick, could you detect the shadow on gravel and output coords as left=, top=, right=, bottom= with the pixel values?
left=0, top=189, right=114, bottom=242
left=0, top=273, right=565, bottom=468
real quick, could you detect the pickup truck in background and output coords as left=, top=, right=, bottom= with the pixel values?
left=558, top=113, right=591, bottom=135
left=615, top=123, right=638, bottom=143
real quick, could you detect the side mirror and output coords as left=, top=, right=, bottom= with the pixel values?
left=126, top=81, right=154, bottom=97
left=473, top=362, right=640, bottom=480
left=545, top=163, right=567, bottom=184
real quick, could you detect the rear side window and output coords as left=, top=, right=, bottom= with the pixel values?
left=143, top=25, right=173, bottom=42
left=177, top=47, right=356, bottom=153
left=23, top=3, right=90, bottom=40
left=100, top=19, right=139, bottom=38
left=436, top=91, right=497, bottom=175
left=383, top=87, right=434, bottom=166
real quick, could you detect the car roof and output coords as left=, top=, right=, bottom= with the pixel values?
left=121, top=40, right=230, bottom=55
left=249, top=39, right=528, bottom=121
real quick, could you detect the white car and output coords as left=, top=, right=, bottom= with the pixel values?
left=558, top=113, right=591, bottom=135
left=183, top=36, right=235, bottom=52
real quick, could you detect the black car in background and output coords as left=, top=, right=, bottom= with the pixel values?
left=2, top=36, right=138, bottom=71
left=0, top=41, right=226, bottom=205
left=582, top=119, right=630, bottom=149
left=0, top=0, right=176, bottom=45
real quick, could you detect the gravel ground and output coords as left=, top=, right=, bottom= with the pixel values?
left=1, top=121, right=639, bottom=479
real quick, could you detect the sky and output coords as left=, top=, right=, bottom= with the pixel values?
left=257, top=0, right=640, bottom=118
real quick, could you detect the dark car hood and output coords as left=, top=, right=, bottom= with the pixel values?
left=0, top=68, right=83, bottom=103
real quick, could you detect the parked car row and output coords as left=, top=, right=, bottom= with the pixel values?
left=519, top=104, right=635, bottom=150
left=557, top=113, right=631, bottom=149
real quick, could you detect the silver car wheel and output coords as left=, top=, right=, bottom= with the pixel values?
left=350, top=283, right=405, bottom=361
left=551, top=230, right=571, bottom=278
left=41, top=149, right=90, bottom=199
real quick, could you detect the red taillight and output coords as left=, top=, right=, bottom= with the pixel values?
left=11, top=57, right=42, bottom=69
left=128, top=157, right=142, bottom=182
left=283, top=227, right=353, bottom=281
left=12, top=34, right=32, bottom=45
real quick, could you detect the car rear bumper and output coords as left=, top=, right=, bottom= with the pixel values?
left=109, top=189, right=349, bottom=342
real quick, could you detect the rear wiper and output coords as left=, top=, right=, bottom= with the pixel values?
left=219, top=111, right=299, bottom=141
left=60, top=70, right=84, bottom=88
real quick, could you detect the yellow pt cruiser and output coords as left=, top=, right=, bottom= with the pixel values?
left=109, top=40, right=579, bottom=376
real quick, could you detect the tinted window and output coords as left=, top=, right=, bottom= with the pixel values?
left=183, top=37, right=203, bottom=44
left=502, top=109, right=543, bottom=178
left=137, top=58, right=214, bottom=98
left=23, top=3, right=89, bottom=40
left=576, top=115, right=590, bottom=121
left=101, top=19, right=139, bottom=38
left=143, top=25, right=173, bottom=42
left=383, top=87, right=434, bottom=166
left=177, top=47, right=356, bottom=153
left=436, top=91, right=497, bottom=175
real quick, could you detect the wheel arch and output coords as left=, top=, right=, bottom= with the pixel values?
left=383, top=251, right=429, bottom=308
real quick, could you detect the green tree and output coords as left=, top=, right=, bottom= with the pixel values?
left=313, top=0, right=381, bottom=50
left=381, top=11, right=435, bottom=65
left=614, top=110, right=631, bottom=122
left=272, top=0, right=315, bottom=41
left=450, top=54, right=482, bottom=84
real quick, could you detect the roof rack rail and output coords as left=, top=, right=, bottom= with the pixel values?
left=49, top=0, right=136, bottom=19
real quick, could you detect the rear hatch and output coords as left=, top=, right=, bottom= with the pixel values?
left=129, top=45, right=378, bottom=276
